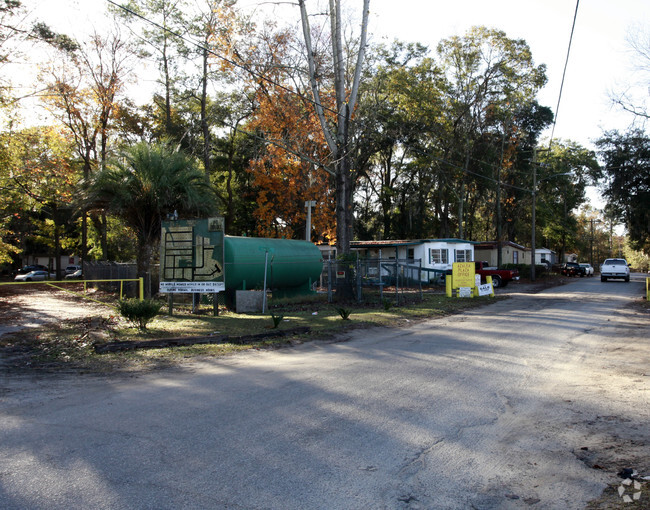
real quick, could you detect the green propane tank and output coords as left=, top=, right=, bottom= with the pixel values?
left=223, top=236, right=323, bottom=301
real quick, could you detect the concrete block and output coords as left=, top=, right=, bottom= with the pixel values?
left=236, top=290, right=265, bottom=313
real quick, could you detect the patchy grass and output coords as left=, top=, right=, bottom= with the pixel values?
left=0, top=291, right=501, bottom=374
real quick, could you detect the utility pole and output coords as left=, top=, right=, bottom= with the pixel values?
left=496, top=116, right=510, bottom=269
left=531, top=149, right=537, bottom=282
left=590, top=218, right=594, bottom=267
left=589, top=218, right=602, bottom=267
left=305, top=200, right=316, bottom=242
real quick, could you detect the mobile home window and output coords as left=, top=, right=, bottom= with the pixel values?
left=455, top=249, right=472, bottom=263
left=429, top=248, right=448, bottom=264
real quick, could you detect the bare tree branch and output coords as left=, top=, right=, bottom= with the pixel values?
left=298, top=0, right=337, bottom=158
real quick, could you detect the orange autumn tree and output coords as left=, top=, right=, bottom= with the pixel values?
left=247, top=79, right=336, bottom=243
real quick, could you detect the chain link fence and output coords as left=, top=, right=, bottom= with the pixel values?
left=318, top=258, right=448, bottom=304
left=83, top=261, right=141, bottom=298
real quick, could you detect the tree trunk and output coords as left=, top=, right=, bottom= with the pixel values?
left=224, top=144, right=235, bottom=234
left=137, top=237, right=154, bottom=298
left=80, top=156, right=92, bottom=265
left=81, top=213, right=88, bottom=265
left=163, top=28, right=172, bottom=135
left=458, top=178, right=465, bottom=239
left=299, top=0, right=369, bottom=256
left=335, top=155, right=351, bottom=255
left=201, top=45, right=211, bottom=179
left=458, top=147, right=472, bottom=239
left=53, top=207, right=62, bottom=280
left=101, top=211, right=108, bottom=259
left=380, top=151, right=393, bottom=239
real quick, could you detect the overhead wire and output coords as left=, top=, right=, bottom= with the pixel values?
left=548, top=0, right=580, bottom=147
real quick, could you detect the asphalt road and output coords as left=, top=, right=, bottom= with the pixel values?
left=1, top=274, right=649, bottom=509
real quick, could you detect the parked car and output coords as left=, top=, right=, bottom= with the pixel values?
left=600, top=258, right=630, bottom=282
left=15, top=264, right=48, bottom=276
left=64, top=269, right=83, bottom=279
left=14, top=270, right=52, bottom=282
left=474, top=261, right=519, bottom=288
left=579, top=263, right=594, bottom=276
left=560, top=262, right=585, bottom=277
left=65, top=264, right=82, bottom=275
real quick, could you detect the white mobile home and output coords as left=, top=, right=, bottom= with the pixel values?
left=523, top=247, right=557, bottom=267
left=350, top=239, right=477, bottom=282
left=474, top=241, right=527, bottom=267
left=20, top=255, right=81, bottom=272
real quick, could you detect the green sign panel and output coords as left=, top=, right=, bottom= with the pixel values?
left=160, top=217, right=225, bottom=287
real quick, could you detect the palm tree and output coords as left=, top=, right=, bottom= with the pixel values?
left=84, top=141, right=217, bottom=281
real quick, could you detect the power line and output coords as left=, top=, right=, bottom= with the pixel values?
left=548, top=0, right=580, bottom=146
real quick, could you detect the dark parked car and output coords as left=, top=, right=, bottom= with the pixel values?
left=560, top=262, right=585, bottom=277
left=15, top=264, right=48, bottom=276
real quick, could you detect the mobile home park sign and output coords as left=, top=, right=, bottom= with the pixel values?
left=159, top=217, right=225, bottom=294
left=159, top=280, right=225, bottom=293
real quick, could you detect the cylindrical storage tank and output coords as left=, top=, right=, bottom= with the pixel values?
left=223, top=236, right=323, bottom=292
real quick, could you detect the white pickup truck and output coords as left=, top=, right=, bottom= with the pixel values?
left=600, top=258, right=631, bottom=282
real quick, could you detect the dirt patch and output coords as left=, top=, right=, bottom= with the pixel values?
left=576, top=301, right=650, bottom=509
left=0, top=284, right=116, bottom=335
left=0, top=285, right=119, bottom=372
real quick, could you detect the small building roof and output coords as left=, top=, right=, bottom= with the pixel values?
left=524, top=247, right=556, bottom=254
left=351, top=240, right=420, bottom=248
left=350, top=238, right=478, bottom=249
left=474, top=240, right=527, bottom=251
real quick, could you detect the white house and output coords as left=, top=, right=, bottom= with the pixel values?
left=21, top=255, right=81, bottom=272
left=522, top=247, right=557, bottom=267
left=349, top=238, right=477, bottom=282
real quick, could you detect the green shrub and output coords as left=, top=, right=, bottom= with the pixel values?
left=270, top=312, right=284, bottom=329
left=502, top=263, right=547, bottom=279
left=118, top=298, right=162, bottom=330
left=336, top=307, right=351, bottom=320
